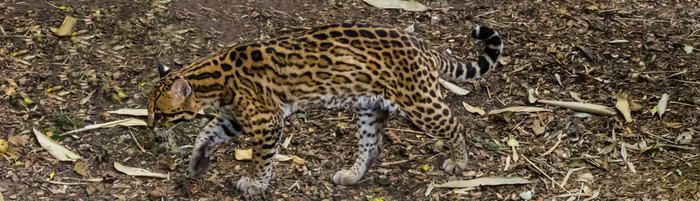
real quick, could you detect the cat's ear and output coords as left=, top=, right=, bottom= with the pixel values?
left=171, top=78, right=192, bottom=104
left=157, top=63, right=171, bottom=77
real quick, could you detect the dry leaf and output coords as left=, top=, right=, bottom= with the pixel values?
left=74, top=160, right=89, bottom=177
left=33, top=128, right=82, bottom=162
left=434, top=177, right=530, bottom=188
left=64, top=118, right=147, bottom=134
left=79, top=90, right=96, bottom=105
left=439, top=78, right=469, bottom=95
left=570, top=92, right=584, bottom=102
left=462, top=102, right=485, bottom=115
left=488, top=106, right=552, bottom=115
left=7, top=135, right=29, bottom=146
left=275, top=154, right=292, bottom=162
left=537, top=100, right=615, bottom=115
left=291, top=155, right=306, bottom=165
left=657, top=93, right=669, bottom=118
left=363, top=0, right=429, bottom=11
left=114, top=162, right=167, bottom=178
left=235, top=149, right=252, bottom=160
left=527, top=88, right=538, bottom=103
left=107, top=109, right=148, bottom=116
left=282, top=134, right=293, bottom=149
left=404, top=24, right=415, bottom=33
left=0, top=139, right=8, bottom=154
left=235, top=149, right=296, bottom=162
left=425, top=181, right=435, bottom=197
left=55, top=16, right=77, bottom=36
left=613, top=92, right=633, bottom=123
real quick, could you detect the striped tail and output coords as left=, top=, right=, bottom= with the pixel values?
left=437, top=26, right=503, bottom=81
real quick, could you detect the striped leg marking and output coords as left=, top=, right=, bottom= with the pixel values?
left=188, top=113, right=243, bottom=178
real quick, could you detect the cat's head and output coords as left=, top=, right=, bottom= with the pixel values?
left=146, top=63, right=198, bottom=128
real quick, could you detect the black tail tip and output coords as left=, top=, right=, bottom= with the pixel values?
left=472, top=26, right=496, bottom=40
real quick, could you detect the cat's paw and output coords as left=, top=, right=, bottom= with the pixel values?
left=332, top=169, right=362, bottom=185
left=442, top=158, right=468, bottom=174
left=236, top=177, right=267, bottom=195
left=187, top=149, right=210, bottom=179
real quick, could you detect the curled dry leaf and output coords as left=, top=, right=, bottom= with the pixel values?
left=657, top=93, right=669, bottom=118
left=462, top=102, right=485, bottom=115
left=488, top=106, right=551, bottom=115
left=613, top=92, right=633, bottom=123
left=439, top=78, right=469, bottom=95
left=537, top=100, right=615, bottom=115
left=107, top=108, right=148, bottom=116
left=434, top=177, right=530, bottom=188
left=363, top=0, right=429, bottom=11
left=114, top=162, right=167, bottom=178
left=63, top=118, right=147, bottom=135
left=527, top=88, right=538, bottom=103
left=33, top=128, right=82, bottom=162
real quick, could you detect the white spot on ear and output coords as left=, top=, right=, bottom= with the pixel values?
left=158, top=63, right=171, bottom=77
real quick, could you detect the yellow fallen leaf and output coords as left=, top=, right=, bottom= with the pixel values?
left=55, top=16, right=77, bottom=36
left=363, top=0, right=429, bottom=11
left=422, top=164, right=430, bottom=171
left=507, top=137, right=519, bottom=147
left=0, top=139, right=8, bottom=154
left=236, top=149, right=299, bottom=163
left=114, top=162, right=167, bottom=178
left=613, top=92, right=633, bottom=123
left=33, top=128, right=82, bottom=162
left=63, top=118, right=147, bottom=134
left=235, top=149, right=252, bottom=161
left=666, top=122, right=683, bottom=128
left=291, top=155, right=306, bottom=165
left=462, top=102, right=485, bottom=115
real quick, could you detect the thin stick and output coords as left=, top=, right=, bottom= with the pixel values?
left=560, top=167, right=586, bottom=187
left=380, top=159, right=409, bottom=166
left=128, top=127, right=149, bottom=154
left=521, top=154, right=571, bottom=193
left=386, top=128, right=435, bottom=138
left=46, top=180, right=87, bottom=185
left=474, top=10, right=500, bottom=18
left=0, top=24, right=6, bottom=36
left=541, top=131, right=563, bottom=156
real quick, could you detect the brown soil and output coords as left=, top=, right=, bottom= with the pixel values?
left=1, top=0, right=699, bottom=200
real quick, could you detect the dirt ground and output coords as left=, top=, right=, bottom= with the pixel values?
left=1, top=0, right=699, bottom=200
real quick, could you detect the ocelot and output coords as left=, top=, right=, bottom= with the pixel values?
left=146, top=22, right=503, bottom=195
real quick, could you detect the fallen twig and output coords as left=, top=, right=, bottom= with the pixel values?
left=522, top=154, right=571, bottom=193
left=46, top=180, right=87, bottom=185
